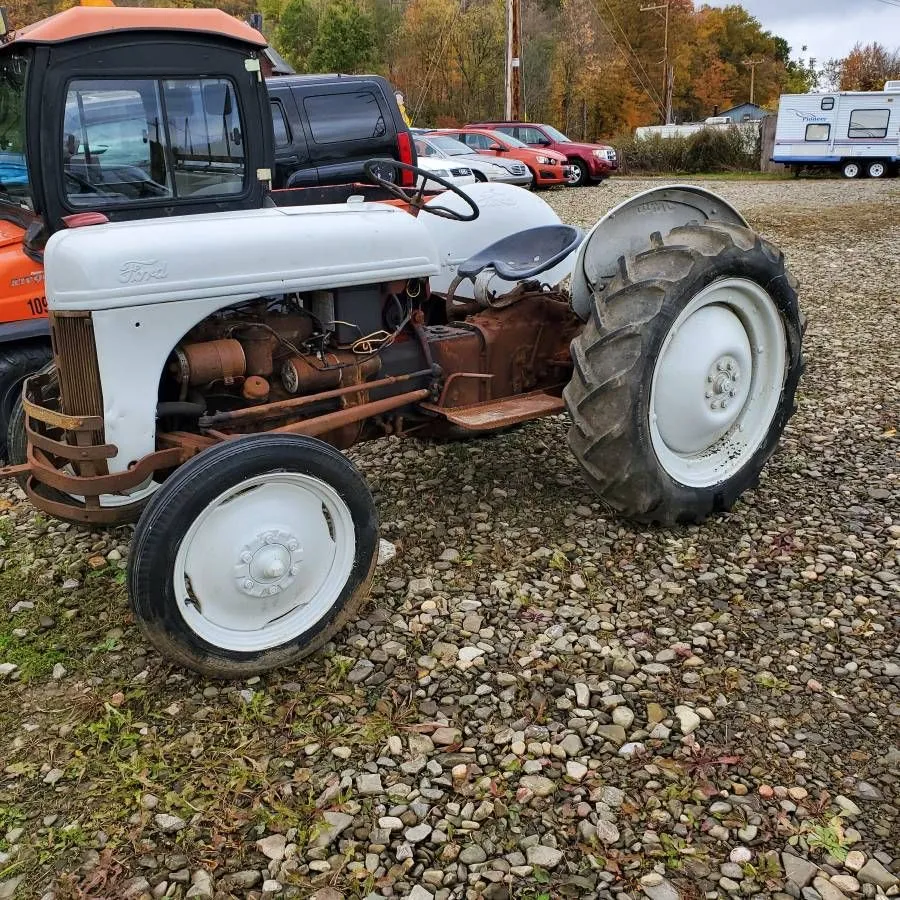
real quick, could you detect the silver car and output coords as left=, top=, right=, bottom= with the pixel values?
left=412, top=132, right=533, bottom=188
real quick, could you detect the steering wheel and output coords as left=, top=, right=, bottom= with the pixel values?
left=363, top=158, right=479, bottom=221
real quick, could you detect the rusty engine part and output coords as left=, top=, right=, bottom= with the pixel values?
left=281, top=354, right=344, bottom=395
left=242, top=376, right=271, bottom=401
left=170, top=339, right=246, bottom=386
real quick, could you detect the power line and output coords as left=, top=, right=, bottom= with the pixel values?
left=871, top=0, right=900, bottom=8
left=599, top=0, right=665, bottom=107
left=591, top=0, right=666, bottom=117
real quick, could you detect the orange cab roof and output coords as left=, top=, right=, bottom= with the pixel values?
left=7, top=7, right=267, bottom=48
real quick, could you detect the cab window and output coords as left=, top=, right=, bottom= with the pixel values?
left=0, top=53, right=31, bottom=209
left=63, top=77, right=246, bottom=208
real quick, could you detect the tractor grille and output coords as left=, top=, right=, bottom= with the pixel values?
left=49, top=311, right=105, bottom=439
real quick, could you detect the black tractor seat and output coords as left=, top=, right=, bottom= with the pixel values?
left=457, top=224, right=583, bottom=282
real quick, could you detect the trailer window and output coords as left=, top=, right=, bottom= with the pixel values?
left=821, top=97, right=834, bottom=111
left=848, top=109, right=889, bottom=139
left=63, top=77, right=246, bottom=208
left=0, top=53, right=31, bottom=209
left=805, top=124, right=830, bottom=142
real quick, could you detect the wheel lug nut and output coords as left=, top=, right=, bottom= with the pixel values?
left=717, top=361, right=725, bottom=371
left=244, top=579, right=254, bottom=590
left=705, top=391, right=712, bottom=399
left=241, top=552, right=252, bottom=563
left=288, top=540, right=299, bottom=551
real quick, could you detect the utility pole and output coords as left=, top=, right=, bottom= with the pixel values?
left=505, top=0, right=522, bottom=120
left=743, top=57, right=765, bottom=105
left=640, top=2, right=671, bottom=124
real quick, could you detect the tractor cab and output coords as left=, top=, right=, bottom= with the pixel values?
left=0, top=6, right=275, bottom=248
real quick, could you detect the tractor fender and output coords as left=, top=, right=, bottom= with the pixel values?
left=569, top=185, right=750, bottom=321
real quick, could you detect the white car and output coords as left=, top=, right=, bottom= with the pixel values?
left=414, top=132, right=533, bottom=188
left=415, top=155, right=477, bottom=191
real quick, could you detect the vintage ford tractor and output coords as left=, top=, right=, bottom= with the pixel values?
left=0, top=9, right=804, bottom=677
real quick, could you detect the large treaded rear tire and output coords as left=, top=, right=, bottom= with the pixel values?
left=563, top=222, right=804, bottom=525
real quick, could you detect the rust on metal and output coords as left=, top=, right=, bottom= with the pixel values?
left=27, top=445, right=186, bottom=495
left=437, top=372, right=493, bottom=407
left=420, top=389, right=565, bottom=431
left=200, top=367, right=430, bottom=428
left=24, top=479, right=150, bottom=525
left=0, top=463, right=31, bottom=479
left=242, top=375, right=271, bottom=401
left=172, top=339, right=246, bottom=386
left=273, top=389, right=430, bottom=437
left=26, top=421, right=117, bottom=461
left=157, top=431, right=218, bottom=452
left=23, top=395, right=102, bottom=432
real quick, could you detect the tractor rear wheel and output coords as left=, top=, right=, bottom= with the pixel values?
left=128, top=434, right=378, bottom=678
left=563, top=222, right=804, bottom=525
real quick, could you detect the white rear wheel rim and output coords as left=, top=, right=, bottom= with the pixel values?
left=846, top=164, right=859, bottom=177
left=871, top=163, right=884, bottom=177
left=174, top=472, right=355, bottom=652
left=649, top=277, right=787, bottom=488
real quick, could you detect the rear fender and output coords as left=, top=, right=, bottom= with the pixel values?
left=569, top=185, right=749, bottom=320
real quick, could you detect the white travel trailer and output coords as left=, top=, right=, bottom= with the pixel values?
left=772, top=83, right=900, bottom=178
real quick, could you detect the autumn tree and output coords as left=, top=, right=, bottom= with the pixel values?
left=309, top=0, right=375, bottom=73
left=829, top=43, right=900, bottom=91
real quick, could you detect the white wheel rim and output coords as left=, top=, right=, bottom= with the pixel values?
left=567, top=166, right=581, bottom=185
left=174, top=472, right=356, bottom=652
left=649, top=277, right=787, bottom=489
left=846, top=164, right=859, bottom=177
left=870, top=163, right=884, bottom=177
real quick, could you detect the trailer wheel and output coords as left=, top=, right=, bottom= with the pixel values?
left=842, top=161, right=861, bottom=179
left=867, top=161, right=887, bottom=179
left=0, top=344, right=52, bottom=461
left=128, top=434, right=378, bottom=678
left=563, top=222, right=803, bottom=525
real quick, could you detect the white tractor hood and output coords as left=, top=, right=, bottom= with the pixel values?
left=44, top=202, right=443, bottom=312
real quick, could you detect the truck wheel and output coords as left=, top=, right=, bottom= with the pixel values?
left=0, top=344, right=52, bottom=460
left=842, top=161, right=861, bottom=179
left=566, top=160, right=588, bottom=186
left=128, top=434, right=378, bottom=678
left=564, top=222, right=803, bottom=525
left=867, top=161, right=886, bottom=179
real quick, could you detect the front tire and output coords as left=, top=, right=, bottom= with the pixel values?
left=0, top=343, right=52, bottom=460
left=566, top=160, right=588, bottom=186
left=128, top=434, right=378, bottom=678
left=563, top=222, right=804, bottom=525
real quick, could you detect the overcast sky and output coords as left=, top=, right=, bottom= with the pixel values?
left=698, top=0, right=900, bottom=64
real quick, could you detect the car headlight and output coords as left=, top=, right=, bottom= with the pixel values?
left=428, top=169, right=449, bottom=179
left=536, top=155, right=553, bottom=165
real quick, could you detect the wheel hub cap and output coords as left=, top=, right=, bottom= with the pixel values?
left=654, top=304, right=752, bottom=455
left=235, top=530, right=304, bottom=598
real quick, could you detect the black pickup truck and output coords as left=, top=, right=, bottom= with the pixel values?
left=266, top=74, right=417, bottom=189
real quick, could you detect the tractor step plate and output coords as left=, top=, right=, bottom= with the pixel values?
left=423, top=391, right=565, bottom=431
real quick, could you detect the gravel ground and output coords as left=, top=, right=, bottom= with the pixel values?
left=0, top=177, right=897, bottom=900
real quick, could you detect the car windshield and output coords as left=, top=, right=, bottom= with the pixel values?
left=542, top=124, right=571, bottom=143
left=426, top=135, right=474, bottom=156
left=0, top=53, right=31, bottom=209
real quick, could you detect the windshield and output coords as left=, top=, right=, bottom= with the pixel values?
left=0, top=53, right=31, bottom=209
left=427, top=135, right=474, bottom=156
left=542, top=124, right=571, bottom=143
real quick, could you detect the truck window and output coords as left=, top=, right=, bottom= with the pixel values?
left=848, top=109, right=889, bottom=139
left=805, top=124, right=830, bottom=141
left=0, top=53, right=31, bottom=209
left=62, top=77, right=246, bottom=208
left=271, top=100, right=291, bottom=148
left=303, top=91, right=386, bottom=144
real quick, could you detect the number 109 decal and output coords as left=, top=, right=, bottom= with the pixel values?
left=27, top=296, right=48, bottom=317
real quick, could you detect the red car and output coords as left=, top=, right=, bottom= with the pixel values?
left=432, top=128, right=570, bottom=188
left=469, top=121, right=618, bottom=186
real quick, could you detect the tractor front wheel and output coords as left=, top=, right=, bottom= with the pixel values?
left=128, top=434, right=378, bottom=678
left=564, top=222, right=804, bottom=525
